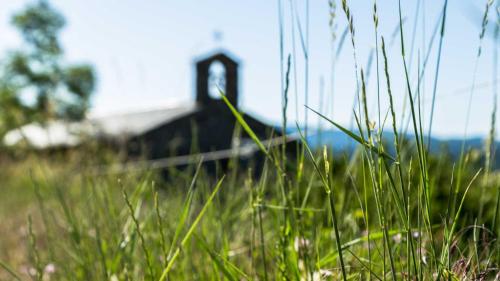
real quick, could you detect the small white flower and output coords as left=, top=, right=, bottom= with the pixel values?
left=313, top=269, right=333, bottom=281
left=28, top=267, right=37, bottom=276
left=44, top=263, right=56, bottom=274
left=392, top=233, right=402, bottom=244
left=319, top=269, right=334, bottom=277
left=294, top=237, right=311, bottom=252
left=312, top=269, right=334, bottom=281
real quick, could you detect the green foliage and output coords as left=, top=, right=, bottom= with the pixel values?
left=0, top=0, right=95, bottom=135
left=11, top=0, right=65, bottom=57
left=0, top=144, right=498, bottom=280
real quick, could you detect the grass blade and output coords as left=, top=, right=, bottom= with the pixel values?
left=158, top=175, right=226, bottom=280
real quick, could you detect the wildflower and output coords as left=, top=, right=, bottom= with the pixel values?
left=44, top=263, right=56, bottom=274
left=294, top=236, right=311, bottom=252
left=392, top=233, right=402, bottom=244
left=312, top=269, right=334, bottom=281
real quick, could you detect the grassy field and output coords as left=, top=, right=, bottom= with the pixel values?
left=1, top=0, right=499, bottom=280
left=0, top=140, right=499, bottom=278
left=0, top=135, right=498, bottom=280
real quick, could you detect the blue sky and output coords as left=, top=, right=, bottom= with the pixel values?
left=0, top=0, right=498, bottom=138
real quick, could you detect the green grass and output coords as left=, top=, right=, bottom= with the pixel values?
left=1, top=1, right=499, bottom=280
left=0, top=138, right=498, bottom=280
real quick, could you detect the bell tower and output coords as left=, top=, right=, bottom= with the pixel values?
left=195, top=52, right=239, bottom=108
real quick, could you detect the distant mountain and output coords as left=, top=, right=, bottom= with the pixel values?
left=289, top=127, right=500, bottom=168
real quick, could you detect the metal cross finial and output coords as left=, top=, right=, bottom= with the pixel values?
left=213, top=30, right=223, bottom=44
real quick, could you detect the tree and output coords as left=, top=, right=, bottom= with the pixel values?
left=0, top=0, right=96, bottom=133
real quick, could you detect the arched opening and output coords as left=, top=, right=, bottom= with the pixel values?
left=208, top=60, right=226, bottom=99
